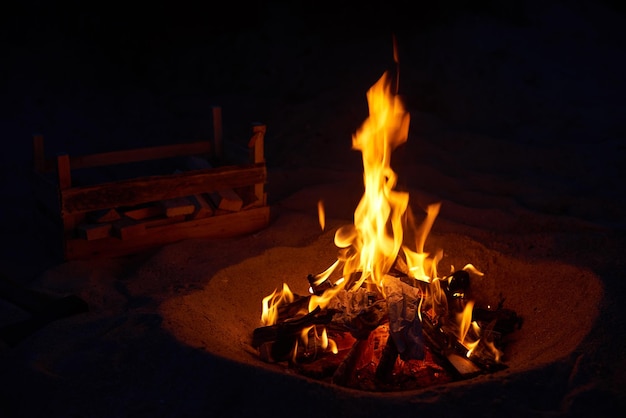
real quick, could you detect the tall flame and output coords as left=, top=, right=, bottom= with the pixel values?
left=351, top=71, right=410, bottom=291
left=259, top=68, right=499, bottom=367
left=332, top=71, right=411, bottom=294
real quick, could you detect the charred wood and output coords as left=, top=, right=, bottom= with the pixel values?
left=374, top=334, right=398, bottom=383
left=331, top=338, right=369, bottom=387
left=252, top=306, right=332, bottom=347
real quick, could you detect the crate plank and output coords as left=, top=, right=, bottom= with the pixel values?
left=77, top=223, right=112, bottom=241
left=209, top=189, right=243, bottom=212
left=112, top=218, right=146, bottom=240
left=142, top=214, right=186, bottom=228
left=61, top=163, right=266, bottom=214
left=64, top=206, right=270, bottom=260
left=87, top=208, right=121, bottom=223
left=42, top=141, right=212, bottom=172
left=123, top=205, right=163, bottom=220
left=190, top=193, right=215, bottom=219
left=160, top=197, right=196, bottom=217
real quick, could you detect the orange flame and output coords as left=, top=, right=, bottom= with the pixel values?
left=261, top=283, right=294, bottom=326
left=332, top=71, right=410, bottom=293
left=260, top=69, right=499, bottom=366
left=317, top=199, right=325, bottom=231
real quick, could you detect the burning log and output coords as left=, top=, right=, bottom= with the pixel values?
left=374, top=332, right=398, bottom=382
left=330, top=299, right=387, bottom=385
left=252, top=269, right=520, bottom=389
left=252, top=306, right=335, bottom=362
left=331, top=339, right=369, bottom=387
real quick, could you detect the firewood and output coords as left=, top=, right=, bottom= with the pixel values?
left=374, top=334, right=398, bottom=382
left=123, top=205, right=163, bottom=220
left=421, top=314, right=507, bottom=378
left=190, top=193, right=215, bottom=219
left=185, top=156, right=244, bottom=212
left=62, top=165, right=265, bottom=214
left=444, top=352, right=482, bottom=378
left=142, top=214, right=186, bottom=228
left=295, top=348, right=348, bottom=380
left=276, top=294, right=310, bottom=321
left=209, top=189, right=243, bottom=212
left=473, top=304, right=523, bottom=336
left=160, top=197, right=196, bottom=217
left=307, top=273, right=333, bottom=296
left=76, top=223, right=111, bottom=241
left=112, top=217, right=146, bottom=240
left=255, top=266, right=519, bottom=389
left=86, top=208, right=120, bottom=223
left=173, top=164, right=215, bottom=219
left=331, top=338, right=369, bottom=387
left=251, top=306, right=333, bottom=349
left=64, top=206, right=270, bottom=260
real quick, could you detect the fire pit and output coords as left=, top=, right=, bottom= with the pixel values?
left=160, top=229, right=602, bottom=394
left=160, top=68, right=603, bottom=396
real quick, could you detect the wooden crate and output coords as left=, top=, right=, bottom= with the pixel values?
left=31, top=107, right=269, bottom=260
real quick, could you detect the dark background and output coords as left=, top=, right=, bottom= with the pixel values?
left=2, top=0, right=625, bottom=298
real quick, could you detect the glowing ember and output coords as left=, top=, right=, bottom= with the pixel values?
left=256, top=65, right=518, bottom=390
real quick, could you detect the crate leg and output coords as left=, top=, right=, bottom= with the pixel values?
left=212, top=106, right=223, bottom=160
left=249, top=124, right=266, bottom=204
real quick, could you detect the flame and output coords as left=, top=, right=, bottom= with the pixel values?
left=457, top=300, right=475, bottom=344
left=261, top=282, right=294, bottom=326
left=317, top=199, right=325, bottom=231
left=259, top=69, right=498, bottom=368
left=342, top=71, right=410, bottom=292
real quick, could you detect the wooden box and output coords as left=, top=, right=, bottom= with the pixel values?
left=31, top=107, right=269, bottom=260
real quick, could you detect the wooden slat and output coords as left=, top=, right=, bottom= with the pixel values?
left=124, top=205, right=163, bottom=220
left=249, top=124, right=266, bottom=164
left=41, top=141, right=212, bottom=172
left=249, top=124, right=266, bottom=203
left=57, top=154, right=72, bottom=190
left=190, top=193, right=215, bottom=219
left=142, top=214, right=185, bottom=228
left=64, top=206, right=270, bottom=260
left=61, top=163, right=266, bottom=214
left=209, top=189, right=243, bottom=212
left=212, top=106, right=223, bottom=159
left=86, top=208, right=121, bottom=223
left=76, top=223, right=112, bottom=241
left=57, top=153, right=79, bottom=233
left=160, top=197, right=195, bottom=217
left=112, top=218, right=146, bottom=240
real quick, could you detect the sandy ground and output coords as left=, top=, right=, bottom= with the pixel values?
left=1, top=1, right=626, bottom=417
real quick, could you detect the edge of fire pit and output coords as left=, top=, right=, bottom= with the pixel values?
left=159, top=226, right=604, bottom=396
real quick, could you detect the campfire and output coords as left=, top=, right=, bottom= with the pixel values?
left=252, top=70, right=522, bottom=391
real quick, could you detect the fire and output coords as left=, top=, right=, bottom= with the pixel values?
left=261, top=282, right=294, bottom=326
left=347, top=71, right=410, bottom=291
left=259, top=68, right=504, bottom=376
